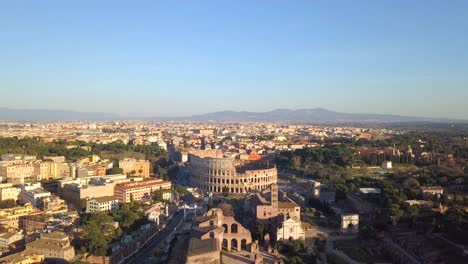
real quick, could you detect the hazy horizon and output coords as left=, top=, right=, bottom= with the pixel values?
left=1, top=106, right=466, bottom=121
left=1, top=1, right=468, bottom=119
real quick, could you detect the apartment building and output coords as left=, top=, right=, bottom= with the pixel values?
left=118, top=158, right=151, bottom=177
left=0, top=231, right=23, bottom=249
left=114, top=179, right=171, bottom=203
left=26, top=231, right=75, bottom=262
left=19, top=184, right=51, bottom=208
left=0, top=162, right=49, bottom=181
left=59, top=175, right=138, bottom=210
left=0, top=184, right=21, bottom=202
left=86, top=196, right=120, bottom=213
left=0, top=249, right=44, bottom=264
left=0, top=204, right=37, bottom=229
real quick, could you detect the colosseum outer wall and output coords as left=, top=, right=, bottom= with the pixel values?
left=189, top=153, right=278, bottom=195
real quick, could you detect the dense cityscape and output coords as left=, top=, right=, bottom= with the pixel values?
left=2, top=1, right=468, bottom=263
left=0, top=121, right=465, bottom=263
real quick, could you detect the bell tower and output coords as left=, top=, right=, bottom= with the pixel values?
left=271, top=183, right=278, bottom=216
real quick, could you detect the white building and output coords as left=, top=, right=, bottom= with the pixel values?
left=86, top=196, right=120, bottom=213
left=158, top=141, right=167, bottom=151
left=276, top=218, right=305, bottom=241
left=0, top=232, right=22, bottom=249
left=148, top=211, right=162, bottom=225
left=381, top=161, right=392, bottom=169
left=19, top=184, right=51, bottom=208
left=308, top=180, right=321, bottom=197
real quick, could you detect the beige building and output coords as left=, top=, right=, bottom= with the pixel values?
left=0, top=162, right=49, bottom=181
left=46, top=162, right=71, bottom=179
left=0, top=249, right=44, bottom=264
left=119, top=158, right=151, bottom=178
left=250, top=183, right=301, bottom=224
left=0, top=231, right=23, bottom=249
left=61, top=183, right=117, bottom=210
left=26, top=231, right=75, bottom=262
left=0, top=184, right=21, bottom=202
left=43, top=196, right=68, bottom=214
left=86, top=196, right=120, bottom=213
left=0, top=204, right=36, bottom=229
left=276, top=218, right=305, bottom=241
left=58, top=174, right=139, bottom=209
left=421, top=186, right=444, bottom=195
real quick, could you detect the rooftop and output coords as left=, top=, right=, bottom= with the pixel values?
left=359, top=188, right=381, bottom=194
left=187, top=238, right=219, bottom=256
left=91, top=195, right=118, bottom=203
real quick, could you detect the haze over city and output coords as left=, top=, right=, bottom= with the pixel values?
left=1, top=1, right=468, bottom=118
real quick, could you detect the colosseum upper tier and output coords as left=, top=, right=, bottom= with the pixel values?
left=189, top=151, right=277, bottom=195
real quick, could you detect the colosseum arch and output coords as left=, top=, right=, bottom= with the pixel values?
left=222, top=224, right=228, bottom=233
left=231, top=223, right=238, bottom=233
left=222, top=239, right=228, bottom=250
left=241, top=239, right=247, bottom=251
left=231, top=238, right=238, bottom=251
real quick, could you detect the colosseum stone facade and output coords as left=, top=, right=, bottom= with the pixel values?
left=189, top=151, right=277, bottom=195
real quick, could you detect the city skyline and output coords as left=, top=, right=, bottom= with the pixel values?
left=1, top=1, right=468, bottom=119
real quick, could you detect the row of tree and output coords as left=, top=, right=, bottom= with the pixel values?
left=82, top=201, right=147, bottom=256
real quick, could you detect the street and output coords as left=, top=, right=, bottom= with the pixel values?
left=126, top=211, right=184, bottom=264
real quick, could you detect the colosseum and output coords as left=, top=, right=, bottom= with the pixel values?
left=189, top=150, right=277, bottom=195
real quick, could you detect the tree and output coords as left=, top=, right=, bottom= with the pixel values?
left=291, top=155, right=302, bottom=169
left=112, top=202, right=146, bottom=233
left=153, top=190, right=168, bottom=202
left=252, top=220, right=265, bottom=241
left=157, top=166, right=168, bottom=179
left=108, top=167, right=123, bottom=175
left=0, top=199, right=17, bottom=209
left=83, top=212, right=118, bottom=256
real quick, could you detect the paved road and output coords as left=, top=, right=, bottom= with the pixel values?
left=127, top=212, right=184, bottom=264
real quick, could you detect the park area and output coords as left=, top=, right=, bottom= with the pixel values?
left=333, top=238, right=391, bottom=263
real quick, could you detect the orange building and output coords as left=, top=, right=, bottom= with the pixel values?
left=114, top=179, right=171, bottom=203
left=118, top=159, right=151, bottom=178
left=248, top=151, right=261, bottom=161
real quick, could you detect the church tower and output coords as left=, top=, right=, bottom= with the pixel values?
left=271, top=183, right=278, bottom=217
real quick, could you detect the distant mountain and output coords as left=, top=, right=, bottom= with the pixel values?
left=0, top=107, right=119, bottom=121
left=183, top=108, right=463, bottom=123
left=0, top=107, right=464, bottom=123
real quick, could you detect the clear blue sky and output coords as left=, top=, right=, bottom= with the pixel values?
left=1, top=1, right=467, bottom=118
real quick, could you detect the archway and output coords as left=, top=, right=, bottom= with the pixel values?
left=209, top=220, right=214, bottom=226
left=209, top=232, right=215, bottom=238
left=241, top=239, right=247, bottom=251
left=222, top=239, right=228, bottom=250
left=348, top=223, right=354, bottom=230
left=231, top=239, right=238, bottom=251
left=222, top=224, right=228, bottom=233
left=231, top=223, right=238, bottom=233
